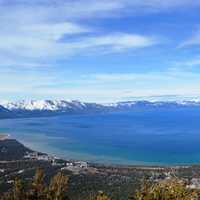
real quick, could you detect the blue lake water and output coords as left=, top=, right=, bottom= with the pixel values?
left=1, top=108, right=200, bottom=165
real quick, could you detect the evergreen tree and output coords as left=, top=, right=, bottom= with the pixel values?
left=48, top=172, right=70, bottom=200
left=1, top=178, right=25, bottom=200
left=0, top=170, right=70, bottom=200
left=28, top=169, right=47, bottom=200
left=13, top=178, right=25, bottom=200
left=92, top=191, right=110, bottom=200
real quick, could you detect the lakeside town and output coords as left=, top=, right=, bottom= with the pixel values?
left=24, top=151, right=89, bottom=174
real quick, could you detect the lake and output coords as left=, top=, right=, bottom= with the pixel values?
left=1, top=107, right=200, bottom=165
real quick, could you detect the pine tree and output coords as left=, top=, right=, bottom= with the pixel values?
left=28, top=169, right=47, bottom=200
left=13, top=178, right=25, bottom=200
left=93, top=191, right=110, bottom=200
left=0, top=170, right=70, bottom=200
left=48, top=172, right=70, bottom=200
left=1, top=178, right=26, bottom=200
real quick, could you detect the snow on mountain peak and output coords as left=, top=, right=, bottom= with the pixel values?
left=1, top=99, right=200, bottom=113
left=1, top=100, right=87, bottom=111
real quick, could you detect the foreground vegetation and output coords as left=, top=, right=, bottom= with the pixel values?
left=1, top=169, right=111, bottom=200
left=1, top=169, right=200, bottom=200
left=134, top=178, right=199, bottom=200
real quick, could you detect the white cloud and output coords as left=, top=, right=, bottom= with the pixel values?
left=59, top=33, right=156, bottom=56
left=21, top=22, right=91, bottom=40
left=179, top=30, right=200, bottom=48
left=89, top=72, right=164, bottom=81
left=126, top=0, right=200, bottom=10
left=1, top=66, right=200, bottom=102
left=0, top=16, right=157, bottom=60
left=0, top=0, right=200, bottom=102
left=0, top=0, right=197, bottom=63
left=0, top=0, right=162, bottom=66
left=79, top=34, right=156, bottom=51
left=2, top=1, right=200, bottom=17
left=173, top=58, right=200, bottom=68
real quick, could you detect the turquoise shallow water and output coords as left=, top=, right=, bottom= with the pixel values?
left=1, top=108, right=200, bottom=165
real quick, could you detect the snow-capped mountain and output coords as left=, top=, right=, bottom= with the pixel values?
left=0, top=100, right=106, bottom=118
left=2, top=99, right=200, bottom=111
left=104, top=100, right=200, bottom=108
left=1, top=99, right=200, bottom=119
left=1, top=100, right=88, bottom=111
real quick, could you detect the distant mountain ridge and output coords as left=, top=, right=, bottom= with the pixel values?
left=0, top=100, right=106, bottom=118
left=0, top=105, right=15, bottom=119
left=1, top=99, right=200, bottom=119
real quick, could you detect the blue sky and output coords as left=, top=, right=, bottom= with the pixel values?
left=1, top=0, right=200, bottom=102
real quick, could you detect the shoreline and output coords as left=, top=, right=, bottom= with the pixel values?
left=20, top=141, right=200, bottom=169
left=0, top=134, right=10, bottom=141
left=1, top=133, right=199, bottom=169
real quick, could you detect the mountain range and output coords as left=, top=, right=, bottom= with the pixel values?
left=0, top=99, right=200, bottom=119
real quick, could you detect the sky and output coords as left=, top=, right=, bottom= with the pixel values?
left=1, top=0, right=200, bottom=102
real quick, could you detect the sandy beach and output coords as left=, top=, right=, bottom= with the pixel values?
left=0, top=134, right=10, bottom=141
